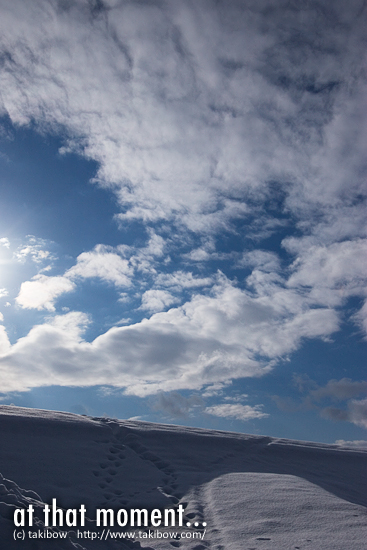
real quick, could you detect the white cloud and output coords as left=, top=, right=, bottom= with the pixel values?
left=202, top=381, right=232, bottom=398
left=224, top=394, right=249, bottom=403
left=0, top=238, right=10, bottom=248
left=353, top=300, right=367, bottom=337
left=280, top=240, right=367, bottom=336
left=0, top=0, right=364, bottom=234
left=115, top=317, right=132, bottom=326
left=0, top=289, right=8, bottom=298
left=184, top=247, right=212, bottom=262
left=66, top=245, right=133, bottom=287
left=0, top=324, right=11, bottom=355
left=13, top=236, right=54, bottom=264
left=13, top=236, right=171, bottom=312
left=154, top=271, right=213, bottom=289
left=124, top=231, right=168, bottom=274
left=48, top=311, right=90, bottom=340
left=287, top=240, right=367, bottom=308
left=240, top=250, right=281, bottom=273
left=15, top=275, right=75, bottom=311
left=335, top=440, right=367, bottom=449
left=205, top=404, right=268, bottom=421
left=1, top=277, right=342, bottom=395
left=0, top=0, right=365, bottom=404
left=140, top=289, right=178, bottom=313
left=347, top=398, right=367, bottom=430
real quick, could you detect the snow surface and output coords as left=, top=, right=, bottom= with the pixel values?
left=0, top=405, right=366, bottom=549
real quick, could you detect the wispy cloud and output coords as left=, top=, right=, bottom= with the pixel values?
left=152, top=391, right=203, bottom=419
left=274, top=376, right=367, bottom=429
left=0, top=238, right=10, bottom=249
left=0, top=0, right=365, bottom=233
left=13, top=236, right=54, bottom=264
left=154, top=271, right=213, bottom=290
left=205, top=403, right=268, bottom=421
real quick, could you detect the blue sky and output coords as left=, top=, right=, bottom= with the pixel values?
left=0, top=0, right=366, bottom=445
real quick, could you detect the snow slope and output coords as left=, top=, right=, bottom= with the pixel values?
left=0, top=405, right=366, bottom=549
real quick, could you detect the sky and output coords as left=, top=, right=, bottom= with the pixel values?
left=0, top=0, right=366, bottom=445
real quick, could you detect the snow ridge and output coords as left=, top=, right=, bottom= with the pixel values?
left=0, top=406, right=366, bottom=549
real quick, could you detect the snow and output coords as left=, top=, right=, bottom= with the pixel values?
left=0, top=405, right=366, bottom=549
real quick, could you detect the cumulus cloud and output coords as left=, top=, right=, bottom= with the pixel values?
left=205, top=404, right=268, bottom=421
left=15, top=275, right=76, bottom=311
left=0, top=324, right=11, bottom=355
left=140, top=290, right=178, bottom=313
left=286, top=239, right=367, bottom=308
left=14, top=237, right=167, bottom=311
left=0, top=0, right=365, bottom=405
left=66, top=245, right=133, bottom=287
left=1, top=276, right=342, bottom=394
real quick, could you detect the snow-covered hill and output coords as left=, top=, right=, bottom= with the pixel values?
left=0, top=405, right=366, bottom=549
